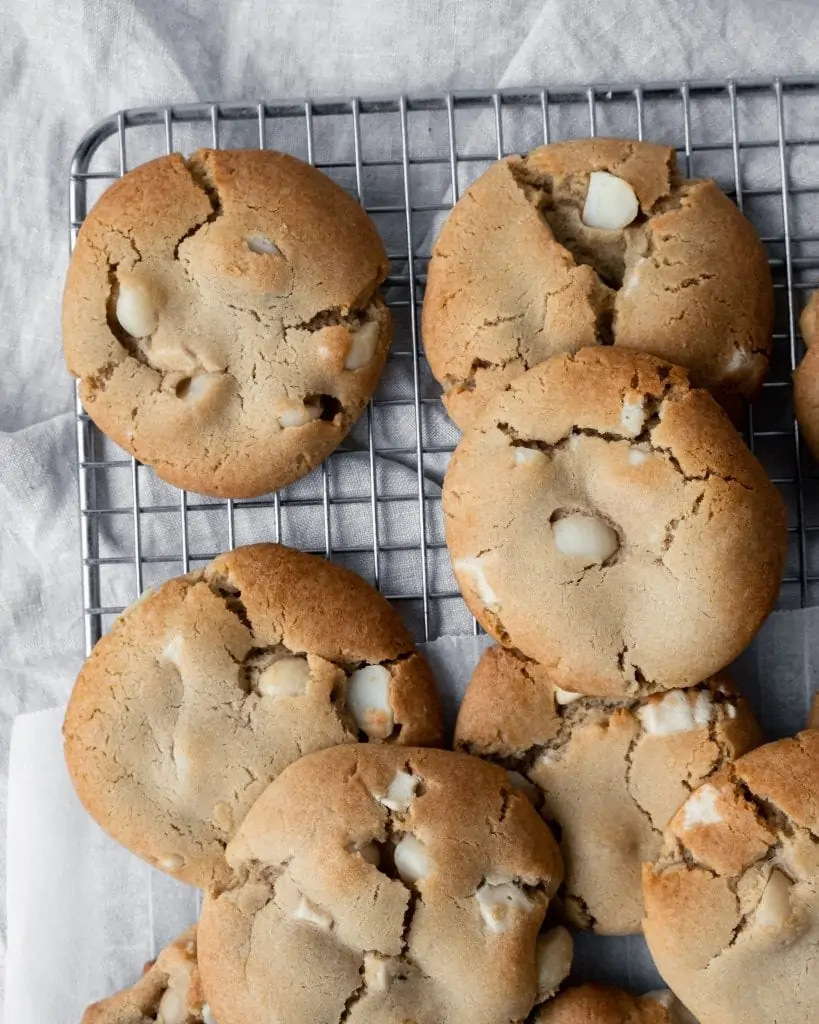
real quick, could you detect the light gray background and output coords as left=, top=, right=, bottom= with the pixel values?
left=2, top=0, right=819, bottom=1007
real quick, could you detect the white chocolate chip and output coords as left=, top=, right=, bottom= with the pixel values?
left=552, top=513, right=619, bottom=564
left=294, top=896, right=333, bottom=930
left=346, top=665, right=394, bottom=739
left=637, top=690, right=702, bottom=736
left=201, top=1006, right=217, bottom=1024
left=554, top=686, right=583, bottom=706
left=363, top=954, right=391, bottom=992
left=693, top=690, right=714, bottom=727
left=535, top=926, right=573, bottom=1001
left=177, top=373, right=220, bottom=402
left=393, top=834, right=430, bottom=886
left=475, top=880, right=532, bottom=933
left=157, top=985, right=187, bottom=1024
left=726, top=347, right=753, bottom=374
left=582, top=170, right=639, bottom=230
left=116, top=278, right=158, bottom=338
left=506, top=770, right=539, bottom=804
left=158, top=854, right=185, bottom=872
left=212, top=802, right=233, bottom=831
left=277, top=401, right=321, bottom=429
left=378, top=771, right=419, bottom=812
left=514, top=447, right=547, bottom=466
left=754, top=868, right=793, bottom=928
left=345, top=320, right=380, bottom=370
left=620, top=397, right=645, bottom=436
left=726, top=703, right=738, bottom=719
left=628, top=447, right=650, bottom=466
left=162, top=635, right=185, bottom=670
left=257, top=656, right=310, bottom=698
left=537, top=751, right=558, bottom=767
left=246, top=235, right=280, bottom=255
left=682, top=784, right=723, bottom=829
left=454, top=555, right=499, bottom=607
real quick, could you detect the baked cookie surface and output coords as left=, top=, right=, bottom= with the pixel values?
left=443, top=347, right=787, bottom=696
left=197, top=745, right=569, bottom=1024
left=643, top=730, right=819, bottom=1024
left=793, top=289, right=819, bottom=459
left=455, top=646, right=760, bottom=934
left=64, top=544, right=442, bottom=888
left=81, top=927, right=212, bottom=1024
left=534, top=985, right=696, bottom=1023
left=63, top=149, right=390, bottom=497
left=423, top=137, right=772, bottom=428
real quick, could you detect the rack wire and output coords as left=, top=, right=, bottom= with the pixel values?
left=69, top=77, right=819, bottom=654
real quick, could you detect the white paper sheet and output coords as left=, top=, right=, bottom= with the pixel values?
left=5, top=623, right=817, bottom=1023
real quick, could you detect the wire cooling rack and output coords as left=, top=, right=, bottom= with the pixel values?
left=69, top=77, right=819, bottom=653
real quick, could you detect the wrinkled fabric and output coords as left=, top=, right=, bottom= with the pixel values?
left=2, top=0, right=818, bottom=1010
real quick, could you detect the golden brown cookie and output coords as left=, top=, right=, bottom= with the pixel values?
left=423, top=137, right=772, bottom=428
left=455, top=646, right=761, bottom=934
left=198, top=745, right=569, bottom=1024
left=63, top=149, right=390, bottom=497
left=793, top=289, right=819, bottom=458
left=64, top=544, right=442, bottom=888
left=643, top=731, right=819, bottom=1024
left=81, top=927, right=212, bottom=1024
left=534, top=985, right=696, bottom=1023
left=443, top=347, right=787, bottom=696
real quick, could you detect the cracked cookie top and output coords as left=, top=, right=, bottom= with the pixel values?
left=793, top=290, right=819, bottom=459
left=63, top=543, right=442, bottom=888
left=81, top=927, right=214, bottom=1024
left=197, top=745, right=568, bottom=1024
left=423, top=137, right=773, bottom=429
left=442, top=347, right=787, bottom=697
left=642, top=730, right=819, bottom=1024
left=454, top=646, right=761, bottom=935
left=63, top=150, right=390, bottom=498
left=534, top=985, right=696, bottom=1024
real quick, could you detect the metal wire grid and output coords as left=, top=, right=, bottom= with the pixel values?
left=69, top=77, right=819, bottom=655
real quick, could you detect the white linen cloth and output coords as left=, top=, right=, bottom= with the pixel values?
left=2, top=0, right=819, bottom=1012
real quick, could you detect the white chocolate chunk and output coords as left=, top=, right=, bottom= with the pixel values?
left=754, top=868, right=793, bottom=928
left=294, top=896, right=333, bottom=930
left=637, top=690, right=702, bottom=736
left=201, top=1006, right=217, bottom=1024
left=116, top=278, right=158, bottom=338
left=628, top=447, right=650, bottom=466
left=726, top=347, right=753, bottom=373
left=363, top=954, right=391, bottom=993
left=726, top=702, right=738, bottom=720
left=506, top=770, right=539, bottom=804
left=620, top=397, right=645, bottom=436
left=475, top=880, right=532, bottom=933
left=454, top=555, right=499, bottom=607
left=378, top=770, right=420, bottom=812
left=257, top=656, right=310, bottom=698
left=682, top=784, right=723, bottom=829
left=582, top=170, right=639, bottom=230
left=345, top=320, right=380, bottom=370
left=552, top=513, right=619, bottom=563
left=177, top=373, right=220, bottom=402
left=162, top=635, right=185, bottom=669
left=277, top=401, right=321, bottom=429
left=158, top=854, right=185, bottom=872
left=514, top=447, right=547, bottom=466
left=393, top=834, right=430, bottom=886
left=157, top=983, right=188, bottom=1024
left=347, top=665, right=394, bottom=739
left=535, top=926, right=573, bottom=1001
left=693, top=690, right=714, bottom=727
left=246, top=235, right=280, bottom=255
left=554, top=686, right=583, bottom=706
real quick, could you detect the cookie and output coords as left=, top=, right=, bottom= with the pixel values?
left=197, top=745, right=569, bottom=1024
left=534, top=985, right=696, bottom=1024
left=63, top=149, right=390, bottom=497
left=643, top=731, right=819, bottom=1024
left=793, top=289, right=819, bottom=459
left=64, top=543, right=442, bottom=888
left=423, top=137, right=772, bottom=429
left=443, top=347, right=787, bottom=696
left=81, top=927, right=212, bottom=1024
left=454, top=646, right=761, bottom=934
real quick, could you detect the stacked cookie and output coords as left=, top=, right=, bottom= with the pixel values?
left=63, top=138, right=816, bottom=1024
